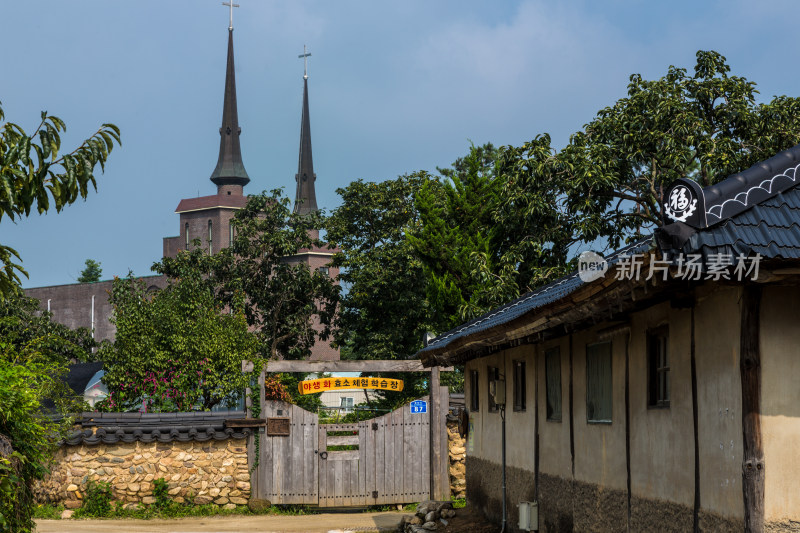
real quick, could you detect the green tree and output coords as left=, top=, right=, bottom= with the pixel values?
left=0, top=102, right=120, bottom=295
left=100, top=263, right=258, bottom=412
left=409, top=144, right=506, bottom=328
left=0, top=299, right=89, bottom=531
left=77, top=258, right=102, bottom=283
left=327, top=175, right=446, bottom=410
left=156, top=190, right=339, bottom=362
left=0, top=105, right=118, bottom=530
left=327, top=175, right=434, bottom=362
left=486, top=134, right=574, bottom=299
left=0, top=353, right=65, bottom=532
left=0, top=292, right=96, bottom=363
left=558, top=50, right=800, bottom=249
left=407, top=142, right=570, bottom=326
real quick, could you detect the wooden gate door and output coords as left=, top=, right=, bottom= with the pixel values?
left=318, top=421, right=367, bottom=506
left=317, top=396, right=432, bottom=506
left=250, top=400, right=318, bottom=504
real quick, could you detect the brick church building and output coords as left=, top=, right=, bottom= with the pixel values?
left=26, top=23, right=338, bottom=361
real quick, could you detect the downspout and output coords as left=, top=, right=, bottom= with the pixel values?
left=91, top=295, right=95, bottom=339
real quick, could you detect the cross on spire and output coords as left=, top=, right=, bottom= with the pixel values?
left=298, top=45, right=311, bottom=80
left=222, top=1, right=239, bottom=30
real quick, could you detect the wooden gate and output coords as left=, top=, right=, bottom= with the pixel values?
left=249, top=401, right=319, bottom=504
left=250, top=387, right=448, bottom=506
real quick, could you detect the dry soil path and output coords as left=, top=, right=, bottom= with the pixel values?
left=35, top=511, right=403, bottom=533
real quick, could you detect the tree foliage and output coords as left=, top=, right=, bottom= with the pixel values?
left=408, top=144, right=502, bottom=328
left=0, top=104, right=117, bottom=529
left=0, top=102, right=120, bottom=295
left=558, top=50, right=800, bottom=249
left=327, top=175, right=433, bottom=362
left=158, top=190, right=338, bottom=362
left=100, top=265, right=257, bottom=412
left=0, top=326, right=87, bottom=531
left=0, top=293, right=96, bottom=364
left=0, top=355, right=61, bottom=532
left=77, top=259, right=102, bottom=283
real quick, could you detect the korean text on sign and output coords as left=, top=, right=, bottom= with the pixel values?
left=297, top=377, right=404, bottom=395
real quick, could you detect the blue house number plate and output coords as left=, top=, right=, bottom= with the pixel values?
left=410, top=400, right=427, bottom=414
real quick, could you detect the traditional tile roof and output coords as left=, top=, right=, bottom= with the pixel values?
left=702, top=144, right=800, bottom=225
left=659, top=143, right=800, bottom=260
left=64, top=411, right=250, bottom=445
left=665, top=186, right=800, bottom=260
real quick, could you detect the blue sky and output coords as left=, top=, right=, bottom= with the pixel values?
left=3, top=0, right=800, bottom=287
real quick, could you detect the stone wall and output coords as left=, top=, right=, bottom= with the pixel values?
left=35, top=438, right=250, bottom=510
left=447, top=421, right=465, bottom=499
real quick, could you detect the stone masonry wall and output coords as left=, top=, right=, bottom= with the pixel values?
left=447, top=421, right=466, bottom=498
left=35, top=438, right=250, bottom=510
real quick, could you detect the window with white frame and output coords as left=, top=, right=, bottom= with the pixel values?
left=340, top=397, right=354, bottom=412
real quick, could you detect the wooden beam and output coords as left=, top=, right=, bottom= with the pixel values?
left=690, top=305, right=701, bottom=533
left=260, top=360, right=453, bottom=373
left=225, top=418, right=266, bottom=428
left=429, top=366, right=446, bottom=500
left=568, top=333, right=575, bottom=479
left=740, top=285, right=764, bottom=533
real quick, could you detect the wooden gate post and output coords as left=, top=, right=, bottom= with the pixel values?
left=430, top=367, right=449, bottom=501
left=740, top=285, right=764, bottom=533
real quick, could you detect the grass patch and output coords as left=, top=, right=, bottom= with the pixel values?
left=39, top=501, right=317, bottom=520
left=33, top=504, right=65, bottom=519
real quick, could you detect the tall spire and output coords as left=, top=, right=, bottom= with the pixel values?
left=210, top=26, right=250, bottom=189
left=294, top=46, right=318, bottom=215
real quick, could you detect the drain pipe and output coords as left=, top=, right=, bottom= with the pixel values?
left=90, top=295, right=95, bottom=339
left=501, top=403, right=507, bottom=533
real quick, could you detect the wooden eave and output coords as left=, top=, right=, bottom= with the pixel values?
left=422, top=255, right=800, bottom=368
left=422, top=252, right=679, bottom=367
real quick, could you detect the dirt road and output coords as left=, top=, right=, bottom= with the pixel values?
left=35, top=511, right=403, bottom=533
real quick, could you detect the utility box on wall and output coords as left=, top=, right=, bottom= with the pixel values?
left=489, top=378, right=506, bottom=405
left=518, top=500, right=538, bottom=531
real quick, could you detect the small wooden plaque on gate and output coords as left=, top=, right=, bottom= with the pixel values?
left=267, top=417, right=290, bottom=436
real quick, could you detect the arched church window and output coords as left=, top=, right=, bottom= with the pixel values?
left=185, top=223, right=189, bottom=250
left=208, top=220, right=213, bottom=254
left=229, top=222, right=234, bottom=247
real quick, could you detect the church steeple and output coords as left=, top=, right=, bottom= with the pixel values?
left=210, top=25, right=250, bottom=190
left=294, top=45, right=318, bottom=215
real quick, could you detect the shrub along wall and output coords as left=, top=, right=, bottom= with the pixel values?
left=34, top=412, right=252, bottom=510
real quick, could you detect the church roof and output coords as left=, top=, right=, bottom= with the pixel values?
left=175, top=193, right=248, bottom=213
left=294, top=73, right=319, bottom=215
left=209, top=28, right=250, bottom=188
